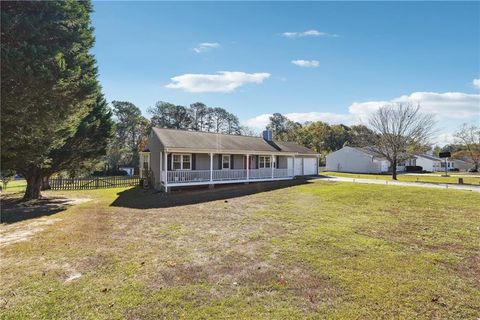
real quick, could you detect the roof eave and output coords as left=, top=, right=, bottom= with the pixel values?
left=165, top=147, right=318, bottom=156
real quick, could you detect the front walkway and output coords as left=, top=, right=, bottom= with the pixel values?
left=318, top=176, right=480, bottom=192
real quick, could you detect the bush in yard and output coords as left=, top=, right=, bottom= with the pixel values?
left=405, top=166, right=423, bottom=172
left=92, top=170, right=129, bottom=177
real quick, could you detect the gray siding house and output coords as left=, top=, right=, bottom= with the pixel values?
left=140, top=128, right=319, bottom=192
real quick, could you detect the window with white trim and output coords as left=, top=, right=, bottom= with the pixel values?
left=172, top=154, right=191, bottom=170
left=259, top=156, right=271, bottom=168
left=222, top=155, right=231, bottom=169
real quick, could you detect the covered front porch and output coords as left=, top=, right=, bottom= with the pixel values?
left=141, top=152, right=303, bottom=191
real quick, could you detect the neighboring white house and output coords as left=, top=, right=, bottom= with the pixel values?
left=325, top=146, right=410, bottom=174
left=119, top=166, right=135, bottom=176
left=140, top=128, right=320, bottom=192
left=452, top=159, right=475, bottom=171
left=414, top=154, right=454, bottom=172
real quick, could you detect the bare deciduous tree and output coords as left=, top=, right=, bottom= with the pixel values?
left=453, top=123, right=480, bottom=171
left=368, top=104, right=436, bottom=180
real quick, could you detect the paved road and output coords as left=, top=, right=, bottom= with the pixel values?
left=317, top=176, right=480, bottom=193
left=402, top=173, right=480, bottom=178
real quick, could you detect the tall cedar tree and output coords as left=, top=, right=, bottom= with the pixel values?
left=1, top=1, right=102, bottom=199
left=46, top=95, right=115, bottom=184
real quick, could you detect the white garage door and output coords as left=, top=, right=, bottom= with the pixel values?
left=294, top=158, right=302, bottom=176
left=303, top=158, right=317, bottom=175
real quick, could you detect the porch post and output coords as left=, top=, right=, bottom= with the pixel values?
left=164, top=151, right=168, bottom=192
left=139, top=153, right=144, bottom=179
left=159, top=152, right=162, bottom=183
left=246, top=154, right=250, bottom=180
left=271, top=154, right=274, bottom=179
left=210, top=153, right=213, bottom=182
left=293, top=155, right=296, bottom=177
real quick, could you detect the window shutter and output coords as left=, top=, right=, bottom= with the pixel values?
left=218, top=154, right=222, bottom=170
left=256, top=156, right=259, bottom=169
left=276, top=156, right=279, bottom=168
left=231, top=154, right=234, bottom=169
left=192, top=154, right=196, bottom=170
left=167, top=154, right=172, bottom=171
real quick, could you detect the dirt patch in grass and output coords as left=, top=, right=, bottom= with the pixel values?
left=1, top=194, right=90, bottom=224
left=453, top=254, right=480, bottom=288
left=0, top=217, right=63, bottom=247
left=0, top=194, right=91, bottom=246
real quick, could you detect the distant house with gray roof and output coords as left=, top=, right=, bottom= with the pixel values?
left=452, top=158, right=475, bottom=171
left=414, top=154, right=455, bottom=172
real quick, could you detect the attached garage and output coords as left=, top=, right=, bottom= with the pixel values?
left=288, top=156, right=319, bottom=176
left=303, top=157, right=317, bottom=175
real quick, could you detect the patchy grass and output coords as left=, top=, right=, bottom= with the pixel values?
left=323, top=171, right=480, bottom=185
left=1, top=181, right=479, bottom=319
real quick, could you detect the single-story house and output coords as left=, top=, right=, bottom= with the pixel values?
left=325, top=146, right=412, bottom=174
left=414, top=154, right=454, bottom=172
left=140, top=128, right=320, bottom=192
left=452, top=158, right=475, bottom=171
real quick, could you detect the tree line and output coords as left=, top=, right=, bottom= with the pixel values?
left=267, top=113, right=380, bottom=159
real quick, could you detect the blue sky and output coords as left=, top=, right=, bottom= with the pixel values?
left=92, top=1, right=480, bottom=144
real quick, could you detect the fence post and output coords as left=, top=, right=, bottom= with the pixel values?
left=95, top=177, right=99, bottom=189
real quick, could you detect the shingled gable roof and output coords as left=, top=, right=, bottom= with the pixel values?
left=416, top=154, right=443, bottom=161
left=350, top=146, right=415, bottom=161
left=352, top=146, right=387, bottom=160
left=150, top=128, right=317, bottom=154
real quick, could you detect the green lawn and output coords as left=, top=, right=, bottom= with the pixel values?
left=1, top=180, right=479, bottom=319
left=323, top=171, right=480, bottom=185
left=2, top=179, right=27, bottom=193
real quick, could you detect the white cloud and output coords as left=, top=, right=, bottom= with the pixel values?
left=473, top=78, right=480, bottom=89
left=243, top=114, right=273, bottom=129
left=349, top=92, right=480, bottom=121
left=243, top=112, right=354, bottom=129
left=434, top=131, right=456, bottom=146
left=282, top=29, right=338, bottom=38
left=291, top=59, right=319, bottom=68
left=287, top=112, right=354, bottom=124
left=193, top=42, right=220, bottom=53
left=165, top=71, right=270, bottom=93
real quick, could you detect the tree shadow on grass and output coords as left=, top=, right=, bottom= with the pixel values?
left=110, top=178, right=312, bottom=209
left=1, top=195, right=75, bottom=224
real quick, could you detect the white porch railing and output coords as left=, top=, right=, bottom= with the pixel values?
left=248, top=168, right=274, bottom=179
left=167, top=170, right=210, bottom=183
left=213, top=169, right=247, bottom=181
left=274, top=168, right=293, bottom=178
left=166, top=168, right=293, bottom=184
